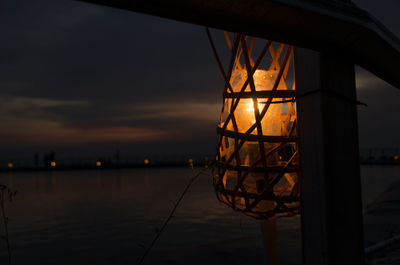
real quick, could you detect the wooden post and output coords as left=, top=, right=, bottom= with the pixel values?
left=294, top=47, right=365, bottom=265
left=260, top=219, right=279, bottom=265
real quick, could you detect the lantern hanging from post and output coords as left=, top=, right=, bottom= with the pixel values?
left=208, top=30, right=300, bottom=220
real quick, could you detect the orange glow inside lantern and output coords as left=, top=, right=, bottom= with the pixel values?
left=213, top=33, right=300, bottom=220
left=227, top=69, right=287, bottom=136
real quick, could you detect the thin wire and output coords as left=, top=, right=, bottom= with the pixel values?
left=260, top=89, right=368, bottom=106
left=296, top=88, right=368, bottom=107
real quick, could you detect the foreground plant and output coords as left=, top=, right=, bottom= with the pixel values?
left=0, top=184, right=17, bottom=265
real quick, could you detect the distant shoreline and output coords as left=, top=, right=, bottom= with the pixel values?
left=0, top=160, right=397, bottom=174
left=0, top=165, right=196, bottom=173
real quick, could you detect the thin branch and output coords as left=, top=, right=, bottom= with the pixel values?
left=0, top=184, right=16, bottom=265
left=136, top=166, right=212, bottom=265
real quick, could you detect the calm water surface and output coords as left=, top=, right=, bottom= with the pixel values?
left=0, top=165, right=398, bottom=264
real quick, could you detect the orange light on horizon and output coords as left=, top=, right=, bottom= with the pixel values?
left=96, top=161, right=102, bottom=167
left=144, top=159, right=150, bottom=165
left=7, top=162, right=13, bottom=169
left=394, top=155, right=399, bottom=161
left=50, top=161, right=56, bottom=167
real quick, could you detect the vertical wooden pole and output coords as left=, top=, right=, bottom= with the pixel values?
left=294, top=47, right=365, bottom=265
left=260, top=219, right=279, bottom=265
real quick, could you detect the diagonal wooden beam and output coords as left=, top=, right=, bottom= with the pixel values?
left=77, top=0, right=400, bottom=89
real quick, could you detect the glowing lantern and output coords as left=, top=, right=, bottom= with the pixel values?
left=7, top=162, right=13, bottom=169
left=144, top=159, right=150, bottom=165
left=188, top=158, right=194, bottom=169
left=96, top=161, right=102, bottom=167
left=209, top=31, right=300, bottom=219
left=50, top=161, right=56, bottom=168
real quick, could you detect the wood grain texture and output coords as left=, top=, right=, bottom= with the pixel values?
left=295, top=47, right=364, bottom=265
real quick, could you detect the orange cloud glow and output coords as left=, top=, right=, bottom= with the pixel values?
left=0, top=126, right=177, bottom=147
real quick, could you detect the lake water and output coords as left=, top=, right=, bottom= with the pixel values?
left=0, top=165, right=398, bottom=264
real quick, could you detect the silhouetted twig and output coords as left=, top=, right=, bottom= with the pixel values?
left=0, top=184, right=17, bottom=265
left=136, top=164, right=213, bottom=265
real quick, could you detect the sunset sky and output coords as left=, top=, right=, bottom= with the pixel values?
left=0, top=0, right=399, bottom=161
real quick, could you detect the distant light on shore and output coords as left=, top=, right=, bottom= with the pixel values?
left=394, top=155, right=399, bottom=161
left=7, top=162, right=13, bottom=169
left=96, top=161, right=102, bottom=167
left=144, top=159, right=150, bottom=165
left=50, top=161, right=56, bottom=168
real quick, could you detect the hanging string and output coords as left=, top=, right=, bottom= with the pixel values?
left=295, top=88, right=368, bottom=106
left=262, top=88, right=368, bottom=106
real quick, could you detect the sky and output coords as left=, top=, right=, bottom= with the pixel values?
left=0, top=0, right=399, bottom=162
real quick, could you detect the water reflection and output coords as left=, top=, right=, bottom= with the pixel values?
left=0, top=166, right=398, bottom=265
left=44, top=172, right=53, bottom=193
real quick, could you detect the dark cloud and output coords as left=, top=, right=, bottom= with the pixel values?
left=0, top=0, right=222, bottom=102
left=0, top=0, right=225, bottom=158
left=351, top=0, right=400, bottom=153
left=356, top=67, right=400, bottom=149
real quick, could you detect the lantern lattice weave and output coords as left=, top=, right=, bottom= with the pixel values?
left=210, top=31, right=300, bottom=220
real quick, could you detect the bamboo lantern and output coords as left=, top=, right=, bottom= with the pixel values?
left=208, top=30, right=300, bottom=220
